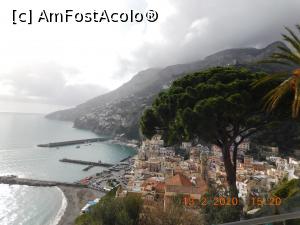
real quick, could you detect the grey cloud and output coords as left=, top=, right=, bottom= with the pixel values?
left=2, top=0, right=299, bottom=105
left=114, top=0, right=300, bottom=79
left=0, top=63, right=108, bottom=106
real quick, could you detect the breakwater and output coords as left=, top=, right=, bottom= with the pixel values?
left=0, top=176, right=87, bottom=188
left=83, top=165, right=95, bottom=171
left=37, top=137, right=109, bottom=147
left=59, top=158, right=113, bottom=167
left=120, top=156, right=131, bottom=162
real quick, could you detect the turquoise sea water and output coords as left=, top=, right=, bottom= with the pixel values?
left=0, top=112, right=136, bottom=225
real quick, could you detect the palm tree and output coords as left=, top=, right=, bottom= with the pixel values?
left=254, top=24, right=300, bottom=118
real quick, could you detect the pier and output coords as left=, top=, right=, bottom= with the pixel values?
left=83, top=165, right=95, bottom=171
left=59, top=158, right=113, bottom=167
left=63, top=156, right=131, bottom=171
left=120, top=156, right=131, bottom=162
left=0, top=176, right=87, bottom=188
left=37, top=137, right=109, bottom=148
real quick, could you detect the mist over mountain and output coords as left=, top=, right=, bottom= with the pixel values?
left=46, top=41, right=293, bottom=139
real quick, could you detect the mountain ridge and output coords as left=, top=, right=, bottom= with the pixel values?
left=46, top=41, right=292, bottom=139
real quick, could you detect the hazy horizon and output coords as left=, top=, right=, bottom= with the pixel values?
left=1, top=0, right=300, bottom=113
left=0, top=100, right=68, bottom=114
left=0, top=40, right=284, bottom=114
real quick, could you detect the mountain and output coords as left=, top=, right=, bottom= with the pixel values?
left=46, top=41, right=292, bottom=139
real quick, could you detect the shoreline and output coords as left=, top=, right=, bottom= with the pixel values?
left=0, top=137, right=137, bottom=225
left=56, top=152, right=136, bottom=225
left=53, top=187, right=67, bottom=225
left=57, top=186, right=105, bottom=225
left=0, top=113, right=139, bottom=225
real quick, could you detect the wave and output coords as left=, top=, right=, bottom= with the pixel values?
left=51, top=187, right=67, bottom=225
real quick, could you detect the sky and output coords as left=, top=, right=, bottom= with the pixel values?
left=0, top=0, right=299, bottom=113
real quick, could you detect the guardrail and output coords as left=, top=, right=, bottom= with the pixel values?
left=219, top=210, right=300, bottom=225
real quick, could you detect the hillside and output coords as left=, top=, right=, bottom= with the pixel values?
left=46, top=41, right=293, bottom=139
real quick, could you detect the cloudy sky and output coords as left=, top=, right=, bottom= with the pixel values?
left=0, top=0, right=299, bottom=113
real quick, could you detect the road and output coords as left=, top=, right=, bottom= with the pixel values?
left=219, top=210, right=300, bottom=225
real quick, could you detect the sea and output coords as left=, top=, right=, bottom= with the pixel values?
left=0, top=112, right=136, bottom=225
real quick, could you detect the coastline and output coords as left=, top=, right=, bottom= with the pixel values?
left=0, top=113, right=138, bottom=225
left=53, top=187, right=67, bottom=225
left=57, top=186, right=105, bottom=225
left=56, top=150, right=136, bottom=225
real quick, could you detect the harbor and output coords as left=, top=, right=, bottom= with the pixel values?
left=0, top=113, right=137, bottom=225
left=37, top=137, right=109, bottom=147
left=77, top=156, right=135, bottom=192
left=59, top=158, right=114, bottom=167
left=58, top=155, right=133, bottom=171
left=0, top=155, right=134, bottom=189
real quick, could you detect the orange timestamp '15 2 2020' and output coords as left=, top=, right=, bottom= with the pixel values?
left=183, top=196, right=239, bottom=207
left=183, top=196, right=282, bottom=208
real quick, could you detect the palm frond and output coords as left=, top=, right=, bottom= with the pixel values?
left=252, top=72, right=289, bottom=88
left=283, top=27, right=300, bottom=52
left=277, top=46, right=295, bottom=55
left=255, top=24, right=300, bottom=118
left=271, top=52, right=300, bottom=65
left=258, top=58, right=293, bottom=66
left=263, top=78, right=292, bottom=112
left=259, top=25, right=300, bottom=66
left=292, top=78, right=300, bottom=117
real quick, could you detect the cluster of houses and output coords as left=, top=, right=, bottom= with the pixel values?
left=115, top=135, right=300, bottom=212
left=209, top=143, right=300, bottom=210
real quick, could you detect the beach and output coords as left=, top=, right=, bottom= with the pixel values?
left=57, top=156, right=135, bottom=225
left=58, top=186, right=105, bottom=225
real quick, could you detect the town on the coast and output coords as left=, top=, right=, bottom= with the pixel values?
left=78, top=135, right=300, bottom=215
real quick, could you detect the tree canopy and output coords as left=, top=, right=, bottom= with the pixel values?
left=140, top=66, right=288, bottom=197
left=75, top=193, right=143, bottom=225
left=141, top=67, right=283, bottom=146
